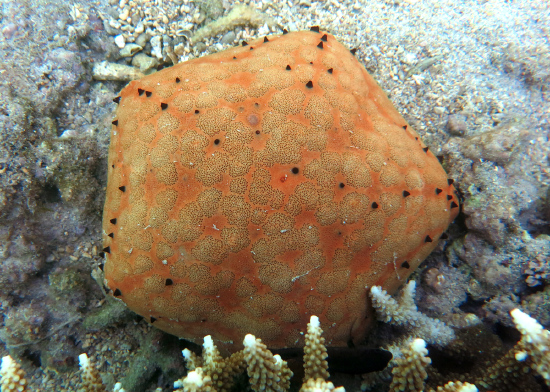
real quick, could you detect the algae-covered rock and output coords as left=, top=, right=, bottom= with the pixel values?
left=460, top=122, right=527, bottom=166
left=131, top=53, right=159, bottom=73
left=82, top=297, right=134, bottom=332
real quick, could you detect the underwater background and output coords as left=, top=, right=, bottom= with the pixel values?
left=0, top=0, right=549, bottom=390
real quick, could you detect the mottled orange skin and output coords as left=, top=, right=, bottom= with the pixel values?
left=102, top=30, right=459, bottom=352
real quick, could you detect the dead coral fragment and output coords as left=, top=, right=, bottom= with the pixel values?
left=190, top=4, right=275, bottom=44
left=511, top=308, right=550, bottom=386
left=0, top=355, right=28, bottom=392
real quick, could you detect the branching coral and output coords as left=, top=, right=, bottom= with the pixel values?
left=243, top=334, right=293, bottom=392
left=0, top=355, right=28, bottom=392
left=174, top=367, right=213, bottom=392
left=511, top=308, right=550, bottom=386
left=299, top=378, right=345, bottom=392
left=389, top=338, right=431, bottom=392
left=175, top=336, right=245, bottom=392
left=5, top=307, right=549, bottom=391
left=363, top=304, right=550, bottom=391
left=365, top=338, right=480, bottom=392
left=370, top=281, right=456, bottom=346
left=303, top=315, right=329, bottom=381
left=430, top=381, right=478, bottom=392
left=78, top=353, right=107, bottom=392
left=175, top=315, right=344, bottom=392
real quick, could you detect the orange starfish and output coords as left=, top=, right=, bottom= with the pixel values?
left=102, top=28, right=459, bottom=352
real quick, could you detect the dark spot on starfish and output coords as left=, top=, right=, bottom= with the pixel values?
left=242, top=41, right=248, bottom=46
left=165, top=279, right=173, bottom=286
left=114, top=288, right=122, bottom=297
left=372, top=202, right=379, bottom=209
left=448, top=179, right=454, bottom=185
left=175, top=77, right=180, bottom=83
left=451, top=201, right=458, bottom=209
left=306, top=81, right=313, bottom=89
left=339, top=183, right=345, bottom=189
left=103, top=246, right=111, bottom=254
left=113, top=96, right=121, bottom=104
left=310, top=26, right=320, bottom=32
left=138, top=88, right=144, bottom=96
left=286, top=65, right=291, bottom=70
left=150, top=316, right=157, bottom=323
left=401, top=261, right=410, bottom=269
left=328, top=68, right=333, bottom=74
left=350, top=48, right=358, bottom=55
left=108, top=233, right=114, bottom=238
left=423, top=146, right=429, bottom=153
left=112, top=120, right=118, bottom=126
left=317, top=42, right=324, bottom=49
left=440, top=233, right=449, bottom=240
left=283, top=28, right=288, bottom=34
left=264, top=36, right=269, bottom=42
left=403, top=190, right=411, bottom=197
left=291, top=167, right=300, bottom=174
left=119, top=186, right=126, bottom=192
left=110, top=218, right=117, bottom=224
left=161, top=103, right=168, bottom=110
left=436, top=188, right=443, bottom=195
left=214, top=139, right=220, bottom=145
left=321, top=34, right=328, bottom=41
left=425, top=235, right=433, bottom=243
left=145, top=91, right=152, bottom=97
left=447, top=195, right=453, bottom=200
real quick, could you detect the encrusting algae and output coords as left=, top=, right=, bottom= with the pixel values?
left=101, top=27, right=460, bottom=352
